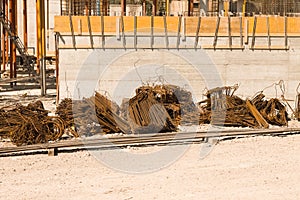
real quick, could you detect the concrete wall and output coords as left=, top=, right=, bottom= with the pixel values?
left=58, top=43, right=300, bottom=114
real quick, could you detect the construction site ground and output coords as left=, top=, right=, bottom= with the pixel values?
left=0, top=134, right=299, bottom=199
left=1, top=88, right=300, bottom=199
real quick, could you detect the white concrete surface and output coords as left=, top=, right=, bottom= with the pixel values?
left=58, top=44, right=300, bottom=115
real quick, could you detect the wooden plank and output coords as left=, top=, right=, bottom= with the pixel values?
left=246, top=99, right=269, bottom=129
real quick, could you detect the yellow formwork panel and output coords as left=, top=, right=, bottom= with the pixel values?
left=246, top=16, right=289, bottom=36
left=166, top=17, right=180, bottom=33
left=54, top=16, right=71, bottom=33
left=269, top=16, right=285, bottom=35
left=185, top=17, right=198, bottom=36
left=247, top=16, right=268, bottom=36
left=198, top=17, right=218, bottom=36
left=153, top=17, right=164, bottom=33
left=123, top=16, right=134, bottom=32
left=287, top=17, right=300, bottom=36
left=54, top=16, right=300, bottom=36
left=103, top=16, right=118, bottom=33
left=185, top=17, right=243, bottom=36
left=231, top=17, right=243, bottom=36
left=136, top=16, right=152, bottom=32
left=218, top=17, right=229, bottom=36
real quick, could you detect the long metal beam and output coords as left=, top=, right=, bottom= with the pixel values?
left=0, top=128, right=299, bottom=156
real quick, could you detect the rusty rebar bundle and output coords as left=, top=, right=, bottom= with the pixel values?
left=198, top=86, right=288, bottom=128
left=126, top=84, right=199, bottom=133
left=0, top=101, right=66, bottom=146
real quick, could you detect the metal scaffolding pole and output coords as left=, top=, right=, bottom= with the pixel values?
left=1, top=0, right=8, bottom=73
left=166, top=0, right=170, bottom=16
left=9, top=0, right=17, bottom=86
left=121, top=0, right=126, bottom=16
left=23, top=0, right=27, bottom=50
left=36, top=0, right=46, bottom=96
left=153, top=0, right=157, bottom=16
left=188, top=0, right=194, bottom=16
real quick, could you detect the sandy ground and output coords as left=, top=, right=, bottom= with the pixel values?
left=0, top=134, right=300, bottom=200
left=1, top=89, right=300, bottom=199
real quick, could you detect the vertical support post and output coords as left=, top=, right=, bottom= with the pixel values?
left=266, top=15, right=271, bottom=50
left=213, top=16, right=220, bottom=49
left=9, top=0, right=17, bottom=84
left=120, top=16, right=126, bottom=49
left=36, top=0, right=40, bottom=74
left=23, top=0, right=28, bottom=51
left=163, top=15, right=169, bottom=49
left=181, top=16, right=186, bottom=41
left=87, top=16, right=94, bottom=48
left=194, top=16, right=201, bottom=49
left=244, top=17, right=248, bottom=44
left=55, top=33, right=59, bottom=103
left=176, top=16, right=182, bottom=49
left=242, top=0, right=246, bottom=16
left=37, top=0, right=46, bottom=96
left=85, top=0, right=89, bottom=15
left=228, top=15, right=232, bottom=49
left=134, top=16, right=137, bottom=50
left=188, top=0, right=194, bottom=16
left=69, top=15, right=76, bottom=49
left=101, top=15, right=105, bottom=48
left=284, top=15, right=288, bottom=49
left=251, top=15, right=257, bottom=50
left=142, top=0, right=146, bottom=16
left=150, top=15, right=154, bottom=49
left=121, top=0, right=126, bottom=16
left=152, top=0, right=157, bottom=16
left=46, top=0, right=49, bottom=50
left=224, top=0, right=229, bottom=17
left=4, top=0, right=8, bottom=71
left=41, top=0, right=46, bottom=95
left=104, top=0, right=108, bottom=16
left=0, top=13, right=1, bottom=77
left=2, top=0, right=8, bottom=72
left=239, top=16, right=243, bottom=47
left=166, top=0, right=170, bottom=16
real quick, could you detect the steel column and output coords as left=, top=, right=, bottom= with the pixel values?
left=36, top=0, right=40, bottom=73
left=143, top=0, right=146, bottom=16
left=36, top=0, right=46, bottom=95
left=166, top=0, right=170, bottom=16
left=188, top=0, right=194, bottom=16
left=9, top=0, right=17, bottom=84
left=152, top=0, right=157, bottom=16
left=1, top=0, right=8, bottom=72
left=23, top=0, right=27, bottom=50
left=121, top=0, right=126, bottom=16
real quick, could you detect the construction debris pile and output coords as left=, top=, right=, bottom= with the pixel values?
left=0, top=83, right=293, bottom=146
left=126, top=84, right=199, bottom=133
left=0, top=101, right=67, bottom=146
left=198, top=86, right=288, bottom=128
left=55, top=98, right=97, bottom=136
left=56, top=92, right=131, bottom=136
